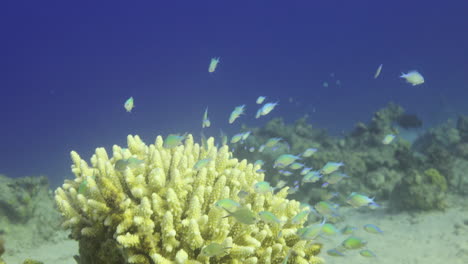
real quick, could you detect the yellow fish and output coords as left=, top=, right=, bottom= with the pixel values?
left=208, top=57, right=220, bottom=73
left=124, top=97, right=134, bottom=112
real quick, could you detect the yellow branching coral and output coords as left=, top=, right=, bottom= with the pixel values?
left=55, top=134, right=324, bottom=263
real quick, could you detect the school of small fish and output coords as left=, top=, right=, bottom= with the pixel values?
left=114, top=57, right=430, bottom=261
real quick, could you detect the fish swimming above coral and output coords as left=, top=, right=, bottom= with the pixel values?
left=229, top=104, right=245, bottom=124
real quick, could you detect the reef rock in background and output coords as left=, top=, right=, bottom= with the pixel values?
left=0, top=174, right=62, bottom=248
left=413, top=115, right=468, bottom=195
left=392, top=168, right=448, bottom=210
left=55, top=134, right=323, bottom=264
left=236, top=103, right=468, bottom=211
left=239, top=103, right=416, bottom=201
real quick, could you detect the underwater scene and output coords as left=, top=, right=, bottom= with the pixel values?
left=1, top=1, right=468, bottom=264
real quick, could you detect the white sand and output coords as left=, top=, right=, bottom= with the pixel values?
left=3, top=199, right=468, bottom=264
left=319, top=198, right=468, bottom=264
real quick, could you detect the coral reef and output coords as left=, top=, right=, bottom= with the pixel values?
left=393, top=169, right=447, bottom=210
left=55, top=134, right=324, bottom=264
left=237, top=103, right=417, bottom=202
left=0, top=175, right=49, bottom=223
left=0, top=174, right=62, bottom=250
left=234, top=103, right=468, bottom=211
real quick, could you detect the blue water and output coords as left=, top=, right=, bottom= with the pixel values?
left=1, top=0, right=467, bottom=186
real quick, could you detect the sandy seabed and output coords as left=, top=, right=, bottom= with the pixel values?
left=3, top=197, right=468, bottom=264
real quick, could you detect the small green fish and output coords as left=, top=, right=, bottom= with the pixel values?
left=359, top=249, right=377, bottom=257
left=254, top=181, right=273, bottom=194
left=296, top=218, right=326, bottom=240
left=78, top=178, right=89, bottom=195
left=201, top=242, right=229, bottom=257
left=346, top=192, right=379, bottom=208
left=258, top=101, right=278, bottom=116
left=194, top=158, right=211, bottom=170
left=224, top=207, right=257, bottom=225
left=322, top=223, right=340, bottom=236
left=291, top=211, right=309, bottom=225
left=124, top=97, right=134, bottom=112
left=254, top=160, right=265, bottom=167
left=322, top=172, right=349, bottom=187
left=114, top=159, right=129, bottom=172
left=327, top=248, right=345, bottom=257
left=314, top=201, right=339, bottom=217
left=302, top=148, right=318, bottom=157
left=230, top=133, right=244, bottom=144
left=382, top=134, right=396, bottom=145
left=320, top=162, right=344, bottom=175
left=259, top=211, right=282, bottom=224
left=202, top=107, right=211, bottom=128
left=214, top=199, right=240, bottom=212
left=363, top=224, right=383, bottom=234
left=237, top=190, right=249, bottom=199
left=340, top=225, right=357, bottom=235
left=264, top=137, right=282, bottom=148
left=302, top=171, right=322, bottom=183
left=341, top=236, right=367, bottom=250
left=208, top=57, right=220, bottom=73
left=289, top=162, right=304, bottom=170
left=274, top=154, right=301, bottom=168
left=163, top=134, right=186, bottom=149
left=256, top=96, right=266, bottom=104
left=300, top=167, right=312, bottom=175
left=229, top=105, right=245, bottom=124
left=126, top=157, right=144, bottom=168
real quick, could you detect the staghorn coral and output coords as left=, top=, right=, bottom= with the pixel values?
left=55, top=134, right=323, bottom=264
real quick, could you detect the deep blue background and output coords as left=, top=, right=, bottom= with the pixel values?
left=1, top=0, right=467, bottom=185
